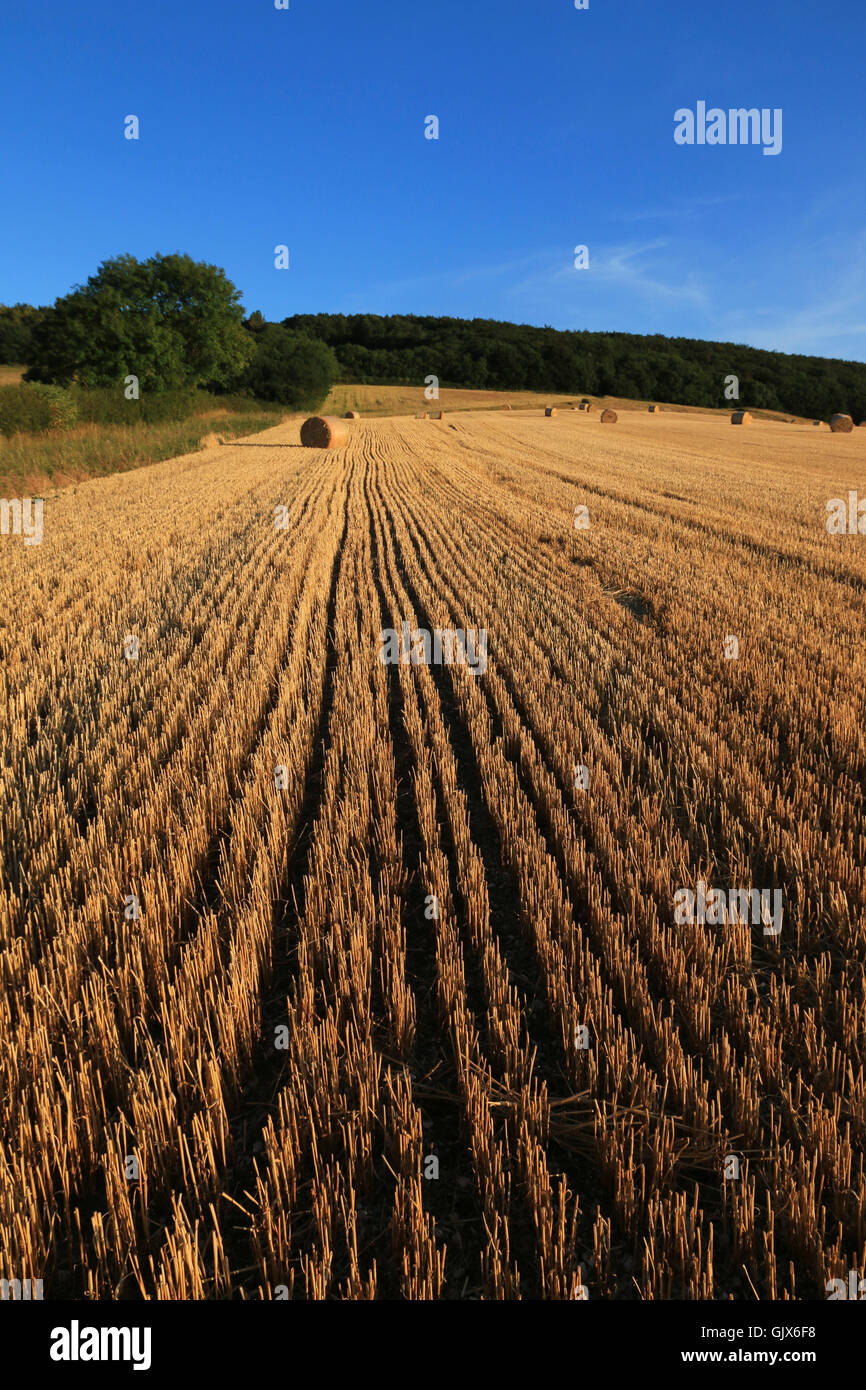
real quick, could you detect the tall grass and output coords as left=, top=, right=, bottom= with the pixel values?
left=0, top=383, right=79, bottom=435
left=0, top=407, right=282, bottom=491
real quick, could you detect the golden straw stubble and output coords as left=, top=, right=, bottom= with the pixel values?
left=2, top=404, right=863, bottom=1304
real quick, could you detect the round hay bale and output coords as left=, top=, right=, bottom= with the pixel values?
left=544, top=407, right=558, bottom=417
left=731, top=411, right=752, bottom=425
left=199, top=432, right=224, bottom=450
left=300, top=416, right=348, bottom=449
left=830, top=413, right=854, bottom=433
left=600, top=409, right=617, bottom=423
left=344, top=410, right=360, bottom=419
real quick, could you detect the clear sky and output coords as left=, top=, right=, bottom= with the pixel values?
left=1, top=0, right=864, bottom=360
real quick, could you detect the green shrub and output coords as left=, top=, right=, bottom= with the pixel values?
left=0, top=383, right=78, bottom=436
left=72, top=386, right=200, bottom=426
left=205, top=392, right=278, bottom=414
left=0, top=381, right=281, bottom=438
left=72, top=387, right=282, bottom=425
left=244, top=328, right=337, bottom=410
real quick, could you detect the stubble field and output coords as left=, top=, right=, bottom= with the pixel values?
left=1, top=408, right=864, bottom=1300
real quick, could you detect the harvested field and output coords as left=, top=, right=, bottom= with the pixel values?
left=321, top=384, right=804, bottom=424
left=1, top=409, right=864, bottom=1302
left=323, top=384, right=586, bottom=417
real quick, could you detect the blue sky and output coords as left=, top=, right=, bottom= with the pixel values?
left=1, top=0, right=864, bottom=360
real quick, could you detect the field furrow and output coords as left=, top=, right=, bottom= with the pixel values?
left=2, top=409, right=863, bottom=1300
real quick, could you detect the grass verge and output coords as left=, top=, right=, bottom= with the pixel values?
left=0, top=407, right=284, bottom=495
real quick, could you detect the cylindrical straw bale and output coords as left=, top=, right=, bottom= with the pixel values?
left=830, top=413, right=854, bottom=433
left=300, top=416, right=348, bottom=448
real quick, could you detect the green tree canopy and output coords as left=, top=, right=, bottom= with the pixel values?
left=0, top=303, right=47, bottom=364
left=25, top=253, right=254, bottom=391
left=273, top=312, right=866, bottom=420
left=244, top=326, right=338, bottom=410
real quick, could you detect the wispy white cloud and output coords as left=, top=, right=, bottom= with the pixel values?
left=345, top=251, right=550, bottom=304
left=511, top=239, right=710, bottom=309
left=730, top=301, right=866, bottom=356
left=342, top=210, right=866, bottom=362
left=614, top=193, right=745, bottom=223
left=722, top=226, right=866, bottom=358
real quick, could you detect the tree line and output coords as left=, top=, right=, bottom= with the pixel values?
left=278, top=312, right=866, bottom=420
left=3, top=257, right=865, bottom=420
left=1, top=257, right=336, bottom=412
